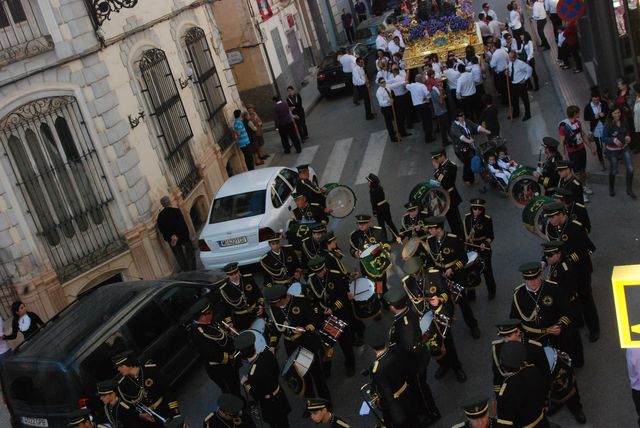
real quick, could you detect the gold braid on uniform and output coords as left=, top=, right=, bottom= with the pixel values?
left=512, top=284, right=542, bottom=323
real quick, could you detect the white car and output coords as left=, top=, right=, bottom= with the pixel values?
left=198, top=166, right=316, bottom=269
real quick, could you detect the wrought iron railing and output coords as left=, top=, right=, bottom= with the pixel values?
left=0, top=262, right=17, bottom=320
left=0, top=0, right=54, bottom=67
left=0, top=96, right=127, bottom=282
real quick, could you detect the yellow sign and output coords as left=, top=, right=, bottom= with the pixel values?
left=611, top=265, right=640, bottom=348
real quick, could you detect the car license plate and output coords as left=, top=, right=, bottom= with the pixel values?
left=330, top=83, right=346, bottom=89
left=219, top=236, right=247, bottom=247
left=21, top=417, right=48, bottom=427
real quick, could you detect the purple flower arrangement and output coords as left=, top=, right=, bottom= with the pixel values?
left=402, top=0, right=473, bottom=41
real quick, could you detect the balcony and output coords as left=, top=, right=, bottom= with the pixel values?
left=0, top=0, right=53, bottom=67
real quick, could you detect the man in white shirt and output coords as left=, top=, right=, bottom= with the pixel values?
left=508, top=2, right=524, bottom=39
left=478, top=13, right=492, bottom=38
left=627, top=348, right=640, bottom=428
left=376, top=77, right=399, bottom=142
left=443, top=58, right=461, bottom=106
left=487, top=15, right=504, bottom=40
left=545, top=0, right=562, bottom=37
left=375, top=27, right=388, bottom=52
left=353, top=57, right=374, bottom=120
left=531, top=0, right=550, bottom=49
left=456, top=64, right=479, bottom=121
left=507, top=50, right=533, bottom=120
left=392, top=28, right=405, bottom=48
left=406, top=74, right=433, bottom=143
left=482, top=2, right=499, bottom=21
left=388, top=36, right=401, bottom=56
left=490, top=39, right=510, bottom=105
left=387, top=66, right=411, bottom=138
left=338, top=48, right=359, bottom=105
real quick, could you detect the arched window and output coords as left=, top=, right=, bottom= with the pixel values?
left=139, top=48, right=199, bottom=196
left=0, top=96, right=125, bottom=281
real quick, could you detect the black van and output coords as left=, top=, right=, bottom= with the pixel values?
left=1, top=273, right=223, bottom=428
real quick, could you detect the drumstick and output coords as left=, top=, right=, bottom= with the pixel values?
left=465, top=242, right=487, bottom=249
left=222, top=321, right=239, bottom=336
left=273, top=322, right=305, bottom=332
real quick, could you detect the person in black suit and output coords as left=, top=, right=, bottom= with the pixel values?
left=287, top=86, right=308, bottom=140
left=156, top=196, right=195, bottom=271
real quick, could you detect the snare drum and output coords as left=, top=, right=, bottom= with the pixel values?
left=409, top=180, right=451, bottom=216
left=419, top=312, right=446, bottom=357
left=522, top=195, right=554, bottom=239
left=349, top=277, right=382, bottom=319
left=281, top=346, right=313, bottom=396
left=402, top=237, right=425, bottom=261
left=320, top=315, right=347, bottom=347
left=324, top=183, right=357, bottom=218
left=360, top=243, right=392, bottom=278
left=464, top=251, right=485, bottom=288
left=508, top=166, right=545, bottom=208
left=544, top=346, right=576, bottom=403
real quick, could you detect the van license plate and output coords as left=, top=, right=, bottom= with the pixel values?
left=219, top=236, right=247, bottom=247
left=330, top=83, right=346, bottom=89
left=21, top=417, right=48, bottom=427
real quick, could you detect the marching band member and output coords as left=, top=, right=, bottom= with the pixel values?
left=533, top=137, right=563, bottom=194
left=552, top=187, right=591, bottom=233
left=189, top=299, right=240, bottom=396
left=264, top=285, right=331, bottom=402
left=305, top=398, right=351, bottom=427
left=349, top=214, right=390, bottom=301
left=384, top=287, right=440, bottom=424
left=452, top=398, right=498, bottom=428
left=235, top=332, right=291, bottom=428
left=66, top=409, right=107, bottom=428
left=302, top=223, right=328, bottom=268
left=218, top=262, right=264, bottom=332
left=366, top=173, right=401, bottom=243
left=306, top=257, right=356, bottom=377
left=431, top=148, right=464, bottom=237
left=424, top=216, right=481, bottom=339
left=296, top=164, right=328, bottom=210
left=292, top=192, right=328, bottom=225
left=111, top=350, right=180, bottom=425
left=96, top=379, right=141, bottom=428
left=400, top=201, right=430, bottom=240
left=260, top=233, right=302, bottom=285
left=203, top=393, right=256, bottom=428
left=463, top=198, right=497, bottom=300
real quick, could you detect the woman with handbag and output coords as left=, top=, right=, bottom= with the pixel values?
left=449, top=110, right=492, bottom=186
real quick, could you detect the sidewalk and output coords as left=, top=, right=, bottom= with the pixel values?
left=262, top=66, right=322, bottom=132
left=530, top=11, right=640, bottom=186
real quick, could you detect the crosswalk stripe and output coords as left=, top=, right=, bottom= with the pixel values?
left=398, top=141, right=420, bottom=177
left=295, top=145, right=319, bottom=168
left=321, top=138, right=353, bottom=184
left=354, top=130, right=388, bottom=185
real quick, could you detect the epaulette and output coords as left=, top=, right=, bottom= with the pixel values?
left=336, top=420, right=350, bottom=428
left=119, top=401, right=131, bottom=410
left=572, top=179, right=581, bottom=185
left=282, top=244, right=293, bottom=248
left=527, top=339, right=542, bottom=347
left=310, top=202, right=320, bottom=206
left=575, top=202, right=585, bottom=208
left=372, top=361, right=379, bottom=373
left=308, top=273, right=317, bottom=279
left=204, top=413, right=214, bottom=423
left=498, top=382, right=508, bottom=396
left=372, top=226, right=382, bottom=230
left=452, top=423, right=466, bottom=428
left=464, top=213, right=471, bottom=218
left=546, top=279, right=558, bottom=285
left=447, top=233, right=458, bottom=238
left=242, top=273, right=253, bottom=278
left=403, top=316, right=408, bottom=325
left=571, top=219, right=583, bottom=226
left=144, top=361, right=156, bottom=368
left=118, top=376, right=125, bottom=384
left=484, top=214, right=491, bottom=219
left=301, top=237, right=310, bottom=242
left=260, top=253, right=268, bottom=260
left=427, top=268, right=439, bottom=274
left=329, top=269, right=341, bottom=274
left=561, top=262, right=568, bottom=271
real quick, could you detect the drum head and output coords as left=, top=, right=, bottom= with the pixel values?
left=325, top=184, right=357, bottom=218
left=466, top=251, right=478, bottom=265
left=360, top=243, right=380, bottom=259
left=420, top=312, right=434, bottom=333
left=294, top=347, right=315, bottom=377
left=249, top=318, right=266, bottom=334
left=509, top=174, right=545, bottom=208
left=523, top=195, right=554, bottom=239
left=402, top=237, right=422, bottom=260
left=249, top=329, right=267, bottom=353
left=350, top=278, right=375, bottom=301
left=424, top=188, right=450, bottom=216
left=544, top=346, right=557, bottom=373
left=288, top=282, right=302, bottom=296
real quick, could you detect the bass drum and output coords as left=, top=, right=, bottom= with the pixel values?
left=419, top=312, right=446, bottom=357
left=508, top=166, right=545, bottom=208
left=286, top=221, right=313, bottom=250
left=409, top=180, right=450, bottom=216
left=349, top=278, right=382, bottom=319
left=522, top=195, right=554, bottom=239
left=324, top=183, right=357, bottom=218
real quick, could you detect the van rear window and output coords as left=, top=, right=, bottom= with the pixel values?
left=5, top=369, right=72, bottom=406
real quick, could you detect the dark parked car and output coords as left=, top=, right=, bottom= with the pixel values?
left=1, top=273, right=224, bottom=428
left=317, top=44, right=377, bottom=97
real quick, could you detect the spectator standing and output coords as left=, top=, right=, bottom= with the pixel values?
left=545, top=0, right=562, bottom=37
left=487, top=15, right=504, bottom=41
left=248, top=104, right=270, bottom=161
left=157, top=196, right=196, bottom=271
left=602, top=105, right=636, bottom=198
left=338, top=48, right=359, bottom=105
left=634, top=87, right=640, bottom=151
left=456, top=63, right=479, bottom=121
left=242, top=111, right=263, bottom=167
left=616, top=78, right=637, bottom=148
left=507, top=50, right=533, bottom=121
left=490, top=40, right=510, bottom=105
left=355, top=0, right=367, bottom=24
left=286, top=85, right=308, bottom=140
left=233, top=109, right=254, bottom=170
left=483, top=2, right=499, bottom=21
left=583, top=89, right=609, bottom=171
left=559, top=105, right=596, bottom=201
left=273, top=96, right=302, bottom=154
left=563, top=22, right=583, bottom=73
left=353, top=57, right=374, bottom=120
left=3, top=301, right=44, bottom=342
left=517, top=32, right=538, bottom=91
left=406, top=73, right=433, bottom=143
left=507, top=1, right=524, bottom=39
left=627, top=348, right=640, bottom=428
left=427, top=69, right=450, bottom=146
left=341, top=8, right=355, bottom=44
left=375, top=27, right=388, bottom=52
left=478, top=13, right=492, bottom=38
left=531, top=0, right=551, bottom=49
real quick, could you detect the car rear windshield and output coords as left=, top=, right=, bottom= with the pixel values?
left=4, top=366, right=73, bottom=406
left=320, top=55, right=339, bottom=69
left=356, top=28, right=372, bottom=40
left=209, top=190, right=266, bottom=224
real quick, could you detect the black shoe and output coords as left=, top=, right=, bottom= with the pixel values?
left=572, top=409, right=587, bottom=424
left=522, top=115, right=531, bottom=121
left=434, top=365, right=449, bottom=379
left=400, top=132, right=412, bottom=137
left=454, top=368, right=467, bottom=383
left=346, top=367, right=356, bottom=377
left=589, top=330, right=600, bottom=343
left=471, top=326, right=481, bottom=339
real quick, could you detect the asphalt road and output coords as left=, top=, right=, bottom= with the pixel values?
left=175, top=21, right=639, bottom=428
